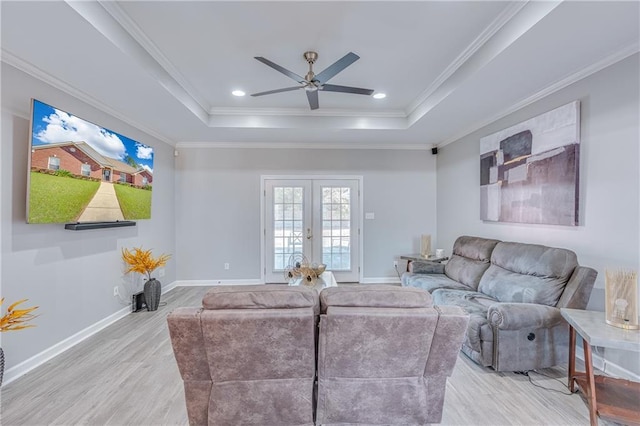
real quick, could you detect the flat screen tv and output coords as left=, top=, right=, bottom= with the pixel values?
left=27, top=99, right=154, bottom=224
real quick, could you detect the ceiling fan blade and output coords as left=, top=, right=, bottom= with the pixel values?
left=251, top=86, right=302, bottom=97
left=254, top=57, right=305, bottom=83
left=321, top=84, right=374, bottom=96
left=306, top=90, right=319, bottom=110
left=314, top=52, right=360, bottom=84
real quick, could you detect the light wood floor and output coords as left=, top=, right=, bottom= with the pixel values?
left=0, top=286, right=609, bottom=425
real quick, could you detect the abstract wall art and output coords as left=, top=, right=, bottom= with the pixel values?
left=480, top=101, right=580, bottom=226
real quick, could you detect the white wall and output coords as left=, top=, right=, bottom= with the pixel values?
left=436, top=54, right=640, bottom=376
left=175, top=147, right=436, bottom=282
left=0, top=64, right=176, bottom=376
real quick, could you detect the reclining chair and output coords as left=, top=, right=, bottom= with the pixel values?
left=167, top=285, right=319, bottom=426
left=315, top=285, right=469, bottom=425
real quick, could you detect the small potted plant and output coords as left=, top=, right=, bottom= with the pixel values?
left=0, top=298, right=38, bottom=386
left=122, top=247, right=171, bottom=311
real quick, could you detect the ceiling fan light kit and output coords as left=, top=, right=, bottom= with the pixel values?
left=251, top=51, right=375, bottom=110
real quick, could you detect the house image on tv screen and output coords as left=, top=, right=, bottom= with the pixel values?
left=27, top=99, right=154, bottom=224
left=31, top=141, right=153, bottom=187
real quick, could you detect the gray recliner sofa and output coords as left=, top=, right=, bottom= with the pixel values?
left=168, top=284, right=468, bottom=425
left=402, top=236, right=597, bottom=372
left=316, top=285, right=469, bottom=425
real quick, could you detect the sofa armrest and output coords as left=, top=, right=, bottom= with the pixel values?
left=488, top=303, right=564, bottom=330
left=409, top=261, right=445, bottom=274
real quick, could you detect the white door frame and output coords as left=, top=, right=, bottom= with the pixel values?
left=261, top=175, right=364, bottom=283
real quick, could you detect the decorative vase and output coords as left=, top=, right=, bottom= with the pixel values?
left=143, top=278, right=162, bottom=311
left=0, top=347, right=4, bottom=387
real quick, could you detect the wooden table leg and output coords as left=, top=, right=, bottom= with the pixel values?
left=568, top=325, right=576, bottom=392
left=582, top=338, right=598, bottom=426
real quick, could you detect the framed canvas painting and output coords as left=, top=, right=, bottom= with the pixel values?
left=480, top=101, right=580, bottom=226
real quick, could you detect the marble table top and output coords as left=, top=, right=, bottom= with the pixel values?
left=561, top=308, right=640, bottom=352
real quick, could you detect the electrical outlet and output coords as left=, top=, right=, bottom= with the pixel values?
left=393, top=260, right=398, bottom=268
left=158, top=268, right=165, bottom=278
left=113, top=286, right=119, bottom=297
left=224, top=263, right=230, bottom=270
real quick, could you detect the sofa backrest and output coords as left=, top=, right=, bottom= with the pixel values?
left=444, top=235, right=501, bottom=290
left=316, top=285, right=468, bottom=425
left=167, top=285, right=318, bottom=426
left=478, top=242, right=578, bottom=306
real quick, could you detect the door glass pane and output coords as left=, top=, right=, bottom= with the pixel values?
left=293, top=204, right=302, bottom=220
left=274, top=204, right=284, bottom=220
left=273, top=186, right=305, bottom=270
left=274, top=187, right=283, bottom=203
left=321, top=186, right=351, bottom=271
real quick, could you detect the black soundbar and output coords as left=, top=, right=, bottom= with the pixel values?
left=64, top=221, right=136, bottom=230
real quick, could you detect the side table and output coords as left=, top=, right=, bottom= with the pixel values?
left=560, top=308, right=640, bottom=426
left=400, top=254, right=448, bottom=272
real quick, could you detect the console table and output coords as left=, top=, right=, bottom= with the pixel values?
left=561, top=308, right=640, bottom=426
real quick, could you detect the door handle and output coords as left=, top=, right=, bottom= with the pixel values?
left=306, top=228, right=313, bottom=240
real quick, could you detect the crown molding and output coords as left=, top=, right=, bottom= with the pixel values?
left=406, top=1, right=562, bottom=128
left=65, top=0, right=209, bottom=125
left=62, top=0, right=559, bottom=132
left=175, top=141, right=431, bottom=150
left=405, top=1, right=528, bottom=115
left=75, top=1, right=406, bottom=128
left=437, top=43, right=640, bottom=148
left=98, top=1, right=211, bottom=113
left=208, top=106, right=406, bottom=119
left=1, top=48, right=175, bottom=146
left=0, top=104, right=30, bottom=121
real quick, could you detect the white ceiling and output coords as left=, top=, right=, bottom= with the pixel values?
left=1, top=1, right=638, bottom=148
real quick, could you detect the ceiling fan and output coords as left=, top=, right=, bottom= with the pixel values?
left=251, top=51, right=374, bottom=110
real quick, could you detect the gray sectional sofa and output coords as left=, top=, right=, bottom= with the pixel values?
left=402, top=236, right=597, bottom=372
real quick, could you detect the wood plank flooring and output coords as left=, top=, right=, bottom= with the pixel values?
left=0, top=286, right=610, bottom=425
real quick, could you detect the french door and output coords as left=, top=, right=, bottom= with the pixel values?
left=264, top=178, right=360, bottom=283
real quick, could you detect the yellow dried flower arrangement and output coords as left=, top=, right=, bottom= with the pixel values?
left=122, top=247, right=171, bottom=280
left=0, top=298, right=38, bottom=332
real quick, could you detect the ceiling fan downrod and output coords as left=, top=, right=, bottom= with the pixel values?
left=304, top=51, right=318, bottom=83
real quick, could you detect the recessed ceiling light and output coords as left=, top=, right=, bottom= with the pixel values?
left=232, top=90, right=246, bottom=97
left=373, top=93, right=386, bottom=99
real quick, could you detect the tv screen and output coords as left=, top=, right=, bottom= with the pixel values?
left=27, top=99, right=154, bottom=224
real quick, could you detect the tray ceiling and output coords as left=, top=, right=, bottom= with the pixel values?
left=1, top=1, right=638, bottom=148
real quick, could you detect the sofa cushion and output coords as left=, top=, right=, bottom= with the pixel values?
left=320, top=285, right=431, bottom=313
left=402, top=272, right=472, bottom=293
left=478, top=242, right=578, bottom=306
left=431, top=289, right=496, bottom=367
left=443, top=236, right=500, bottom=290
left=202, top=284, right=318, bottom=310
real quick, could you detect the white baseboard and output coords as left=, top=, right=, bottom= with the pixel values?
left=577, top=348, right=640, bottom=382
left=360, top=277, right=401, bottom=284
left=176, top=279, right=264, bottom=286
left=162, top=280, right=178, bottom=294
left=3, top=281, right=177, bottom=386
left=176, top=279, right=402, bottom=286
left=3, top=306, right=130, bottom=386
